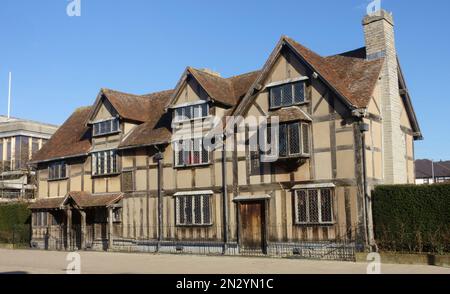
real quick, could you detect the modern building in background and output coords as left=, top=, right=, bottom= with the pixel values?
left=0, top=115, right=58, bottom=202
left=415, top=159, right=450, bottom=185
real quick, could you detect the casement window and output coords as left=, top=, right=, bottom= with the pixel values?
left=176, top=194, right=212, bottom=226
left=294, top=188, right=334, bottom=225
left=92, top=150, right=118, bottom=176
left=173, top=138, right=210, bottom=167
left=34, top=212, right=48, bottom=227
left=93, top=118, right=120, bottom=136
left=270, top=81, right=306, bottom=109
left=48, top=162, right=67, bottom=180
left=173, top=103, right=209, bottom=122
left=268, top=122, right=310, bottom=158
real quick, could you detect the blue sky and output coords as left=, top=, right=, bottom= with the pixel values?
left=0, top=0, right=449, bottom=160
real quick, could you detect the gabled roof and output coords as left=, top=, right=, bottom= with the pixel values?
left=66, top=191, right=123, bottom=208
left=233, top=36, right=385, bottom=117
left=166, top=67, right=260, bottom=109
left=31, top=106, right=92, bottom=163
left=29, top=192, right=123, bottom=210
left=119, top=90, right=174, bottom=149
left=89, top=88, right=165, bottom=123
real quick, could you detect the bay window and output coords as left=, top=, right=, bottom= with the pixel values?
left=269, top=121, right=310, bottom=158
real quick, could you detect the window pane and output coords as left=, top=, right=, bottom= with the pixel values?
left=297, top=190, right=307, bottom=223
left=302, top=123, right=310, bottom=154
left=281, top=84, right=293, bottom=106
left=178, top=197, right=186, bottom=225
left=106, top=152, right=111, bottom=173
left=202, top=196, right=210, bottom=224
left=279, top=124, right=288, bottom=157
left=201, top=104, right=209, bottom=117
left=61, top=163, right=66, bottom=178
left=112, top=119, right=119, bottom=132
left=186, top=196, right=193, bottom=224
left=321, top=189, right=333, bottom=223
left=294, top=82, right=305, bottom=103
left=271, top=86, right=282, bottom=108
left=112, top=151, right=117, bottom=173
left=289, top=123, right=300, bottom=155
left=308, top=190, right=319, bottom=223
left=201, top=140, right=209, bottom=164
left=185, top=106, right=193, bottom=120
left=193, top=139, right=200, bottom=164
left=194, top=196, right=202, bottom=224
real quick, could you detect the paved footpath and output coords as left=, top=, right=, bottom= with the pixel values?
left=0, top=249, right=449, bottom=274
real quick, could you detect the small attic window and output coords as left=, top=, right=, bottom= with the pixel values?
left=269, top=81, right=306, bottom=109
left=93, top=118, right=120, bottom=137
left=173, top=102, right=209, bottom=123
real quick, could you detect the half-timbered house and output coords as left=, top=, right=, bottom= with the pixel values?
left=29, top=10, right=421, bottom=259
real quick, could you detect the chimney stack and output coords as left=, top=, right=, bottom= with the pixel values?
left=363, top=10, right=406, bottom=184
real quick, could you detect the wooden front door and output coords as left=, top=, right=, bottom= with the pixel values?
left=239, top=201, right=266, bottom=252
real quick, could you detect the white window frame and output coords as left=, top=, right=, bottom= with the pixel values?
left=294, top=188, right=335, bottom=225
left=173, top=137, right=210, bottom=168
left=92, top=118, right=120, bottom=137
left=48, top=162, right=67, bottom=181
left=175, top=194, right=212, bottom=226
left=173, top=102, right=209, bottom=123
left=92, top=150, right=118, bottom=176
left=269, top=81, right=306, bottom=109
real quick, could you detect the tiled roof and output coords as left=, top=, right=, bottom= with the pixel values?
left=32, top=36, right=393, bottom=163
left=69, top=191, right=123, bottom=208
left=119, top=90, right=174, bottom=149
left=285, top=37, right=384, bottom=108
left=29, top=197, right=65, bottom=210
left=415, top=160, right=450, bottom=179
left=269, top=106, right=312, bottom=123
left=186, top=68, right=261, bottom=107
left=101, top=88, right=168, bottom=123
left=31, top=107, right=92, bottom=163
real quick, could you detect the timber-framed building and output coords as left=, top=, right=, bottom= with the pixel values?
left=29, top=10, right=421, bottom=260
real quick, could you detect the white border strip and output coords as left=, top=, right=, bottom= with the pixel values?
left=292, top=183, right=336, bottom=190
left=174, top=190, right=214, bottom=196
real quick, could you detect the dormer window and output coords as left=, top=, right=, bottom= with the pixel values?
left=269, top=81, right=305, bottom=109
left=173, top=102, right=209, bottom=123
left=93, top=118, right=120, bottom=137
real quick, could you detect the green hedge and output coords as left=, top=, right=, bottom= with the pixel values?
left=0, top=203, right=31, bottom=245
left=372, top=184, right=450, bottom=254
